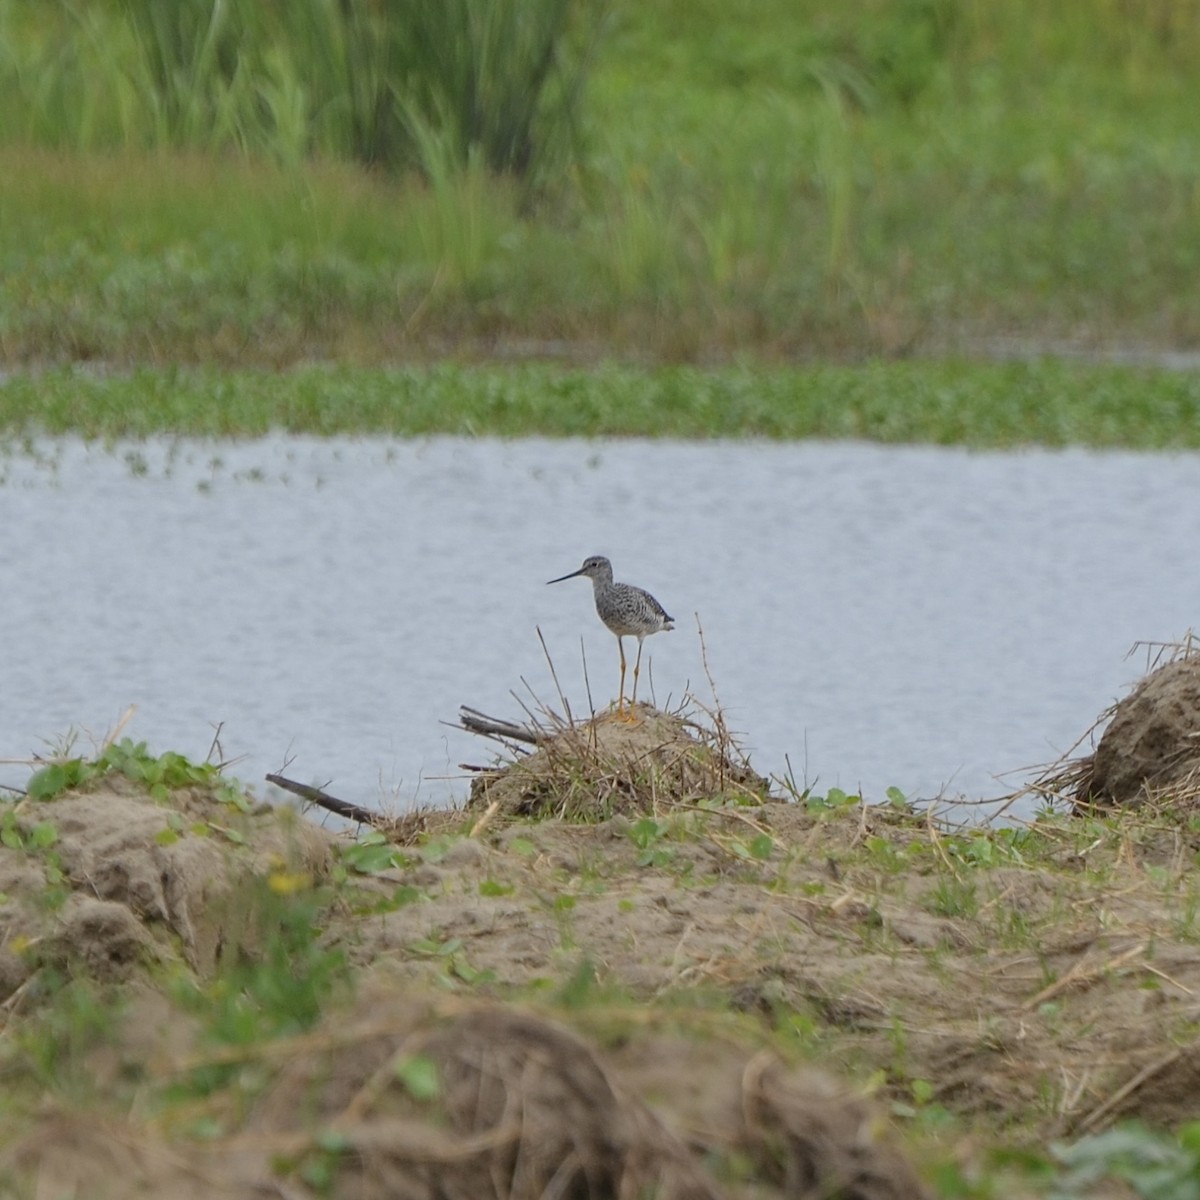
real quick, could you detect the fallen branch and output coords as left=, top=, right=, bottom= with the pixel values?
left=265, top=772, right=384, bottom=830
left=457, top=706, right=547, bottom=747
left=266, top=773, right=458, bottom=844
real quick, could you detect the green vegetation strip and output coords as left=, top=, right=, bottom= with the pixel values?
left=3, top=361, right=1200, bottom=447
left=4, top=2, right=1200, bottom=365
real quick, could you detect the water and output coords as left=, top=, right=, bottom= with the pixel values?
left=3, top=436, right=1198, bottom=818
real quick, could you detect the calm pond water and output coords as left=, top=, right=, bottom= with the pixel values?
left=3, top=436, right=1199, bottom=819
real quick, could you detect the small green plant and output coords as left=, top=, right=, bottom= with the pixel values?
left=24, top=758, right=90, bottom=800
left=394, top=1054, right=441, bottom=1102
left=418, top=835, right=457, bottom=864
left=925, top=876, right=979, bottom=919
left=986, top=898, right=1034, bottom=949
left=889, top=1076, right=954, bottom=1130
left=1172, top=889, right=1200, bottom=942
left=1037, top=1001, right=1064, bottom=1034
left=805, top=787, right=862, bottom=814
left=557, top=957, right=600, bottom=1008
left=408, top=934, right=495, bottom=987
left=175, top=879, right=348, bottom=1084
left=11, top=972, right=117, bottom=1094
left=864, top=835, right=907, bottom=873
left=945, top=827, right=1031, bottom=870
left=25, top=738, right=249, bottom=810
left=1050, top=1122, right=1200, bottom=1200
left=628, top=817, right=674, bottom=867
left=1, top=807, right=67, bottom=904
left=335, top=830, right=413, bottom=875
left=725, top=833, right=775, bottom=862
left=295, top=1129, right=352, bottom=1195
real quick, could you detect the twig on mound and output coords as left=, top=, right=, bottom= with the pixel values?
left=265, top=773, right=384, bottom=829
left=456, top=706, right=548, bottom=747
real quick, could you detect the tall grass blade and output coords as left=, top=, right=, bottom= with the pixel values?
left=5, top=0, right=607, bottom=186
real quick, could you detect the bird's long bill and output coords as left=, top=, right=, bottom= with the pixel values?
left=546, top=568, right=585, bottom=585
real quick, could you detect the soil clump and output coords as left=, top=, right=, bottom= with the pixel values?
left=0, top=773, right=332, bottom=1008
left=1073, top=653, right=1200, bottom=809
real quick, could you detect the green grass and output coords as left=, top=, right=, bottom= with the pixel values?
left=3, top=359, right=1200, bottom=446
left=0, top=0, right=600, bottom=182
left=1, top=1, right=1199, bottom=365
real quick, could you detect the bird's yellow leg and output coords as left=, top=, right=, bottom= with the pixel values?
left=617, top=637, right=627, bottom=716
left=631, top=637, right=645, bottom=706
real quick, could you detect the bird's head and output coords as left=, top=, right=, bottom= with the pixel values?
left=547, top=555, right=612, bottom=585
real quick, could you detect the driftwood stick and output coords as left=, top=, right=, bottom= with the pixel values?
left=265, top=772, right=384, bottom=829
left=457, top=706, right=547, bottom=747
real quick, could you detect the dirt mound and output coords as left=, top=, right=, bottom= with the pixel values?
left=0, top=775, right=333, bottom=1007
left=467, top=705, right=772, bottom=820
left=1075, top=655, right=1200, bottom=808
left=9, top=771, right=1200, bottom=1191
left=331, top=795, right=1200, bottom=1139
left=7, top=993, right=929, bottom=1200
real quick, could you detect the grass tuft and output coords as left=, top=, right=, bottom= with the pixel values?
left=0, top=0, right=603, bottom=185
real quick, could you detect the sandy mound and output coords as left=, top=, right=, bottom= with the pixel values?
left=1071, top=654, right=1200, bottom=809
left=466, top=705, right=772, bottom=820
left=7, top=992, right=929, bottom=1200
left=0, top=774, right=333, bottom=1007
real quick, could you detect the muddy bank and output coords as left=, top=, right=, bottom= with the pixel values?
left=5, top=675, right=1200, bottom=1197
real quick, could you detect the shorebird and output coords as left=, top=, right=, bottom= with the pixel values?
left=547, top=555, right=674, bottom=717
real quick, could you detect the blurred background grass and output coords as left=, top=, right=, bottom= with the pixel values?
left=1, top=0, right=1197, bottom=367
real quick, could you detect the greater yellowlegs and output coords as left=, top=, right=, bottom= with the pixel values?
left=547, top=555, right=674, bottom=716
